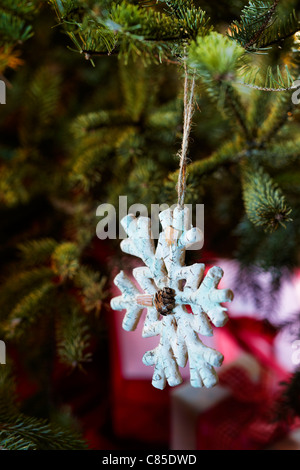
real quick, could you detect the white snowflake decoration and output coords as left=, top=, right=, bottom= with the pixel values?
left=110, top=206, right=234, bottom=390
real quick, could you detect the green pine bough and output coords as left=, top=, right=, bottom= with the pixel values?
left=241, top=163, right=293, bottom=232
left=0, top=0, right=41, bottom=73
left=0, top=367, right=87, bottom=450
left=1, top=0, right=300, bottom=449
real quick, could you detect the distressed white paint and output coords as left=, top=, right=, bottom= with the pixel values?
left=111, top=207, right=234, bottom=390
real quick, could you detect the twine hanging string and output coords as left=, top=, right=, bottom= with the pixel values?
left=177, top=63, right=196, bottom=209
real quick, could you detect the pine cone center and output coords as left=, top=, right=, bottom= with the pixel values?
left=154, top=287, right=176, bottom=316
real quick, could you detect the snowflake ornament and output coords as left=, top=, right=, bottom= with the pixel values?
left=110, top=206, right=234, bottom=390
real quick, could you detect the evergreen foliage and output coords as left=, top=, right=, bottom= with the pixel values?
left=0, top=366, right=87, bottom=449
left=0, top=0, right=40, bottom=73
left=241, top=162, right=293, bottom=232
left=1, top=0, right=300, bottom=448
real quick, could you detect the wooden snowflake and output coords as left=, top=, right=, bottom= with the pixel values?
left=110, top=206, right=234, bottom=390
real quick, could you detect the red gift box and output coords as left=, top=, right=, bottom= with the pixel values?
left=196, top=362, right=289, bottom=450
left=171, top=352, right=297, bottom=451
left=196, top=315, right=296, bottom=450
left=170, top=312, right=295, bottom=451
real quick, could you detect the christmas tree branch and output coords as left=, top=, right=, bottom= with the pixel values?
left=244, top=0, right=280, bottom=50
